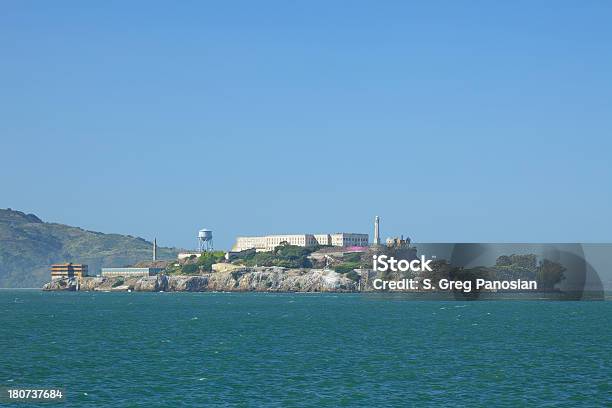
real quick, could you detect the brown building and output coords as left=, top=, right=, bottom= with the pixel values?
left=50, top=263, right=88, bottom=280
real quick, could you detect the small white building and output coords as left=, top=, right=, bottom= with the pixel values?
left=177, top=252, right=203, bottom=261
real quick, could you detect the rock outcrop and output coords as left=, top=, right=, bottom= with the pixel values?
left=42, top=277, right=78, bottom=291
left=43, top=267, right=359, bottom=292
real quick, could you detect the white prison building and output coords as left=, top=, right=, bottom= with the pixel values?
left=232, top=233, right=369, bottom=252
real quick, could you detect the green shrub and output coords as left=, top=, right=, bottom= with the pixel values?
left=334, top=262, right=360, bottom=274
left=181, top=264, right=199, bottom=274
left=345, top=270, right=360, bottom=281
left=197, top=251, right=226, bottom=271
left=343, top=253, right=362, bottom=263
left=240, top=245, right=313, bottom=268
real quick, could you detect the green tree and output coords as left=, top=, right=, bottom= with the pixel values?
left=181, top=264, right=199, bottom=274
left=345, top=270, right=360, bottom=281
left=197, top=251, right=226, bottom=272
left=334, top=262, right=360, bottom=274
left=238, top=245, right=314, bottom=268
left=537, top=259, right=565, bottom=290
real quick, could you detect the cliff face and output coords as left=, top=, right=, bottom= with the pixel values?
left=42, top=267, right=359, bottom=293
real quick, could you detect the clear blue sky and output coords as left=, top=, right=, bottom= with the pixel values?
left=1, top=1, right=611, bottom=250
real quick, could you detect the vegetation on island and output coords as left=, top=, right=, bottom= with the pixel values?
left=232, top=244, right=315, bottom=268
left=416, top=254, right=566, bottom=294
left=165, top=251, right=226, bottom=275
left=535, top=259, right=566, bottom=290
left=333, top=263, right=362, bottom=274
left=332, top=252, right=366, bottom=278
left=167, top=244, right=367, bottom=282
left=490, top=254, right=565, bottom=289
left=196, top=251, right=227, bottom=271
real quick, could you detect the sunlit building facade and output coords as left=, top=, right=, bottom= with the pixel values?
left=232, top=233, right=369, bottom=252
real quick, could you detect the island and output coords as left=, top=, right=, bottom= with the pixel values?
left=43, top=244, right=567, bottom=295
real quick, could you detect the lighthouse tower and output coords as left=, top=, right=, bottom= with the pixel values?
left=374, top=216, right=380, bottom=245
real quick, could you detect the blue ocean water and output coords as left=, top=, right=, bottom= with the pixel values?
left=1, top=290, right=610, bottom=407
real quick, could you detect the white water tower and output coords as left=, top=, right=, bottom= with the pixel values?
left=197, top=229, right=213, bottom=252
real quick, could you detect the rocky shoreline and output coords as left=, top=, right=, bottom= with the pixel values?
left=42, top=266, right=361, bottom=293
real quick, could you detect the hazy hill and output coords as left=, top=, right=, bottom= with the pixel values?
left=0, top=208, right=179, bottom=288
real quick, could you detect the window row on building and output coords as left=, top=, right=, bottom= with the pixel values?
left=100, top=267, right=164, bottom=278
left=50, top=263, right=89, bottom=280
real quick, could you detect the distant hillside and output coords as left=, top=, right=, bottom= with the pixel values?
left=0, top=208, right=179, bottom=288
